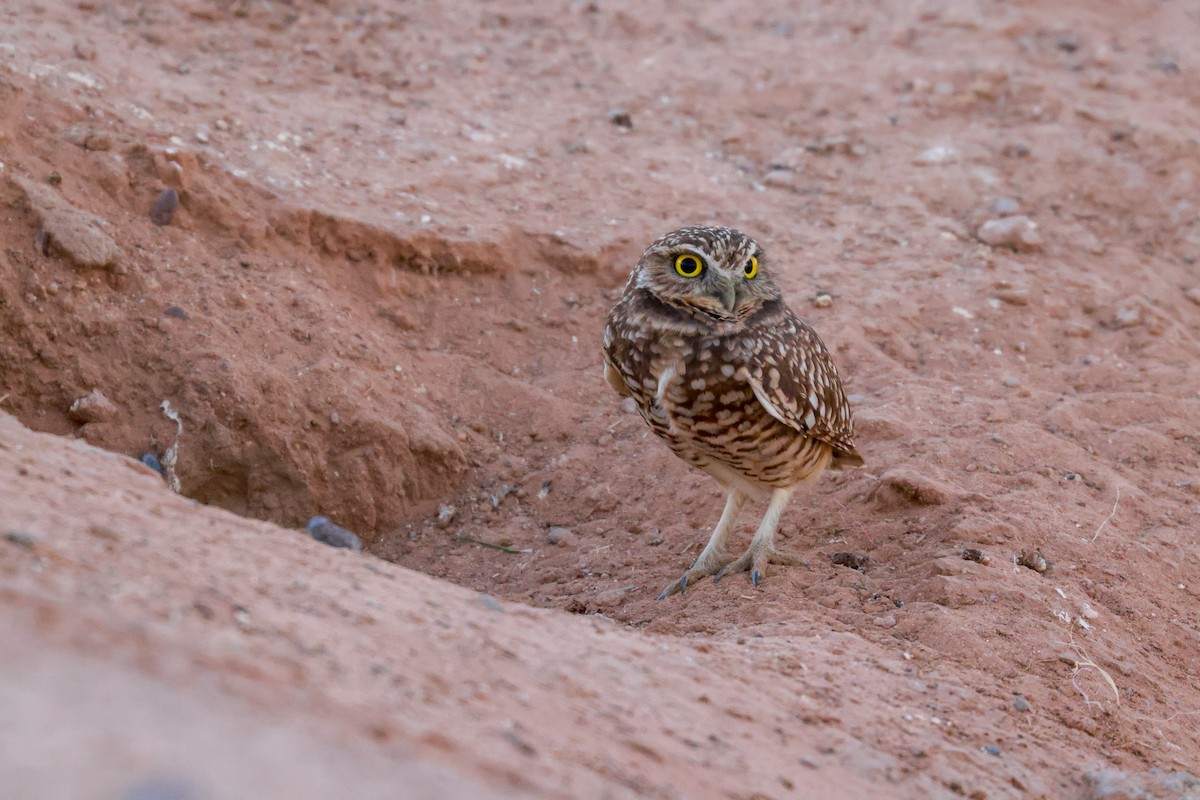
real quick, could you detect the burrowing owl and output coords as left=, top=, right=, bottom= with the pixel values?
left=603, top=226, right=863, bottom=599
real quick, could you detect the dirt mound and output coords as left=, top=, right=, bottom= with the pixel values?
left=2, top=0, right=1199, bottom=796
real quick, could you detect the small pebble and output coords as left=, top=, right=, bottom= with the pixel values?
left=830, top=552, right=868, bottom=571
left=4, top=531, right=37, bottom=548
left=1012, top=694, right=1030, bottom=712
left=961, top=548, right=990, bottom=565
left=477, top=593, right=504, bottom=612
left=1002, top=374, right=1021, bottom=388
left=163, top=305, right=188, bottom=320
left=976, top=216, right=1042, bottom=252
left=140, top=453, right=167, bottom=478
left=984, top=744, right=1001, bottom=756
left=873, top=614, right=897, bottom=628
left=150, top=188, right=180, bottom=226
left=914, top=144, right=958, bottom=165
left=607, top=109, right=633, bottom=129
left=69, top=389, right=117, bottom=423
left=621, top=397, right=638, bottom=414
left=1017, top=549, right=1049, bottom=573
left=435, top=505, right=457, bottom=528
left=813, top=293, right=833, bottom=308
left=1112, top=305, right=1140, bottom=329
left=546, top=526, right=574, bottom=545
left=305, top=516, right=363, bottom=551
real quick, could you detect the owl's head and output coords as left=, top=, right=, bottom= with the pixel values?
left=632, top=226, right=781, bottom=325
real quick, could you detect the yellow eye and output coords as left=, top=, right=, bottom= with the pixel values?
left=744, top=255, right=759, bottom=279
left=674, top=253, right=704, bottom=278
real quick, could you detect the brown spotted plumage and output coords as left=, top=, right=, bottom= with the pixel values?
left=603, top=225, right=862, bottom=598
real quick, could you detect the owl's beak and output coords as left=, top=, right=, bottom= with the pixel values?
left=715, top=280, right=738, bottom=313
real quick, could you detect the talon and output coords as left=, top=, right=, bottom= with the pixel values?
left=713, top=569, right=725, bottom=583
left=680, top=575, right=688, bottom=594
left=751, top=569, right=761, bottom=587
left=656, top=587, right=669, bottom=601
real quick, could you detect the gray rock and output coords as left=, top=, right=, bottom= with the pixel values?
left=305, top=516, right=363, bottom=551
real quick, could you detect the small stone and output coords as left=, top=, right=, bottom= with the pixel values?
left=69, top=389, right=117, bottom=423
left=477, top=593, right=504, bottom=612
left=621, top=397, right=638, bottom=414
left=163, top=305, right=188, bottom=320
left=984, top=744, right=1001, bottom=756
left=72, top=41, right=97, bottom=61
left=15, top=176, right=122, bottom=270
left=830, top=552, right=869, bottom=571
left=961, top=548, right=990, bottom=565
left=1017, top=549, right=1049, bottom=573
left=989, top=197, right=1020, bottom=216
left=140, top=453, right=167, bottom=478
left=305, top=516, right=363, bottom=551
left=994, top=288, right=1030, bottom=306
left=4, top=531, right=37, bottom=548
left=435, top=505, right=457, bottom=528
left=150, top=188, right=180, bottom=226
left=84, top=134, right=113, bottom=151
left=1112, top=305, right=1140, bottom=329
left=813, top=293, right=833, bottom=308
left=1012, top=694, right=1030, bottom=712
left=607, top=109, right=633, bottom=129
left=1002, top=374, right=1021, bottom=388
left=915, top=144, right=958, bottom=165
left=547, top=526, right=575, bottom=546
left=976, top=216, right=1042, bottom=252
left=594, top=588, right=629, bottom=608
left=873, top=614, right=897, bottom=628
left=762, top=168, right=795, bottom=188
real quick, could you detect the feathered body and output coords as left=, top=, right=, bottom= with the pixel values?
left=603, top=226, right=862, bottom=597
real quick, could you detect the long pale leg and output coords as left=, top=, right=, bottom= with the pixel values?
left=657, top=489, right=747, bottom=599
left=714, top=488, right=804, bottom=587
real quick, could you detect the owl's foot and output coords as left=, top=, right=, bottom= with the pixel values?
left=656, top=555, right=726, bottom=600
left=713, top=545, right=806, bottom=588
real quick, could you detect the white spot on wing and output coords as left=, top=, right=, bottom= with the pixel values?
left=656, top=366, right=676, bottom=404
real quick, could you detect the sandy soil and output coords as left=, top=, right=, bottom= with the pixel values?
left=2, top=0, right=1199, bottom=797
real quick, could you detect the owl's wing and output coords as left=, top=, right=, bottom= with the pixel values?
left=741, top=313, right=861, bottom=462
left=604, top=359, right=632, bottom=398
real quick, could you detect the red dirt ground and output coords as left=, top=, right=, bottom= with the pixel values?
left=2, top=1, right=1199, bottom=797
